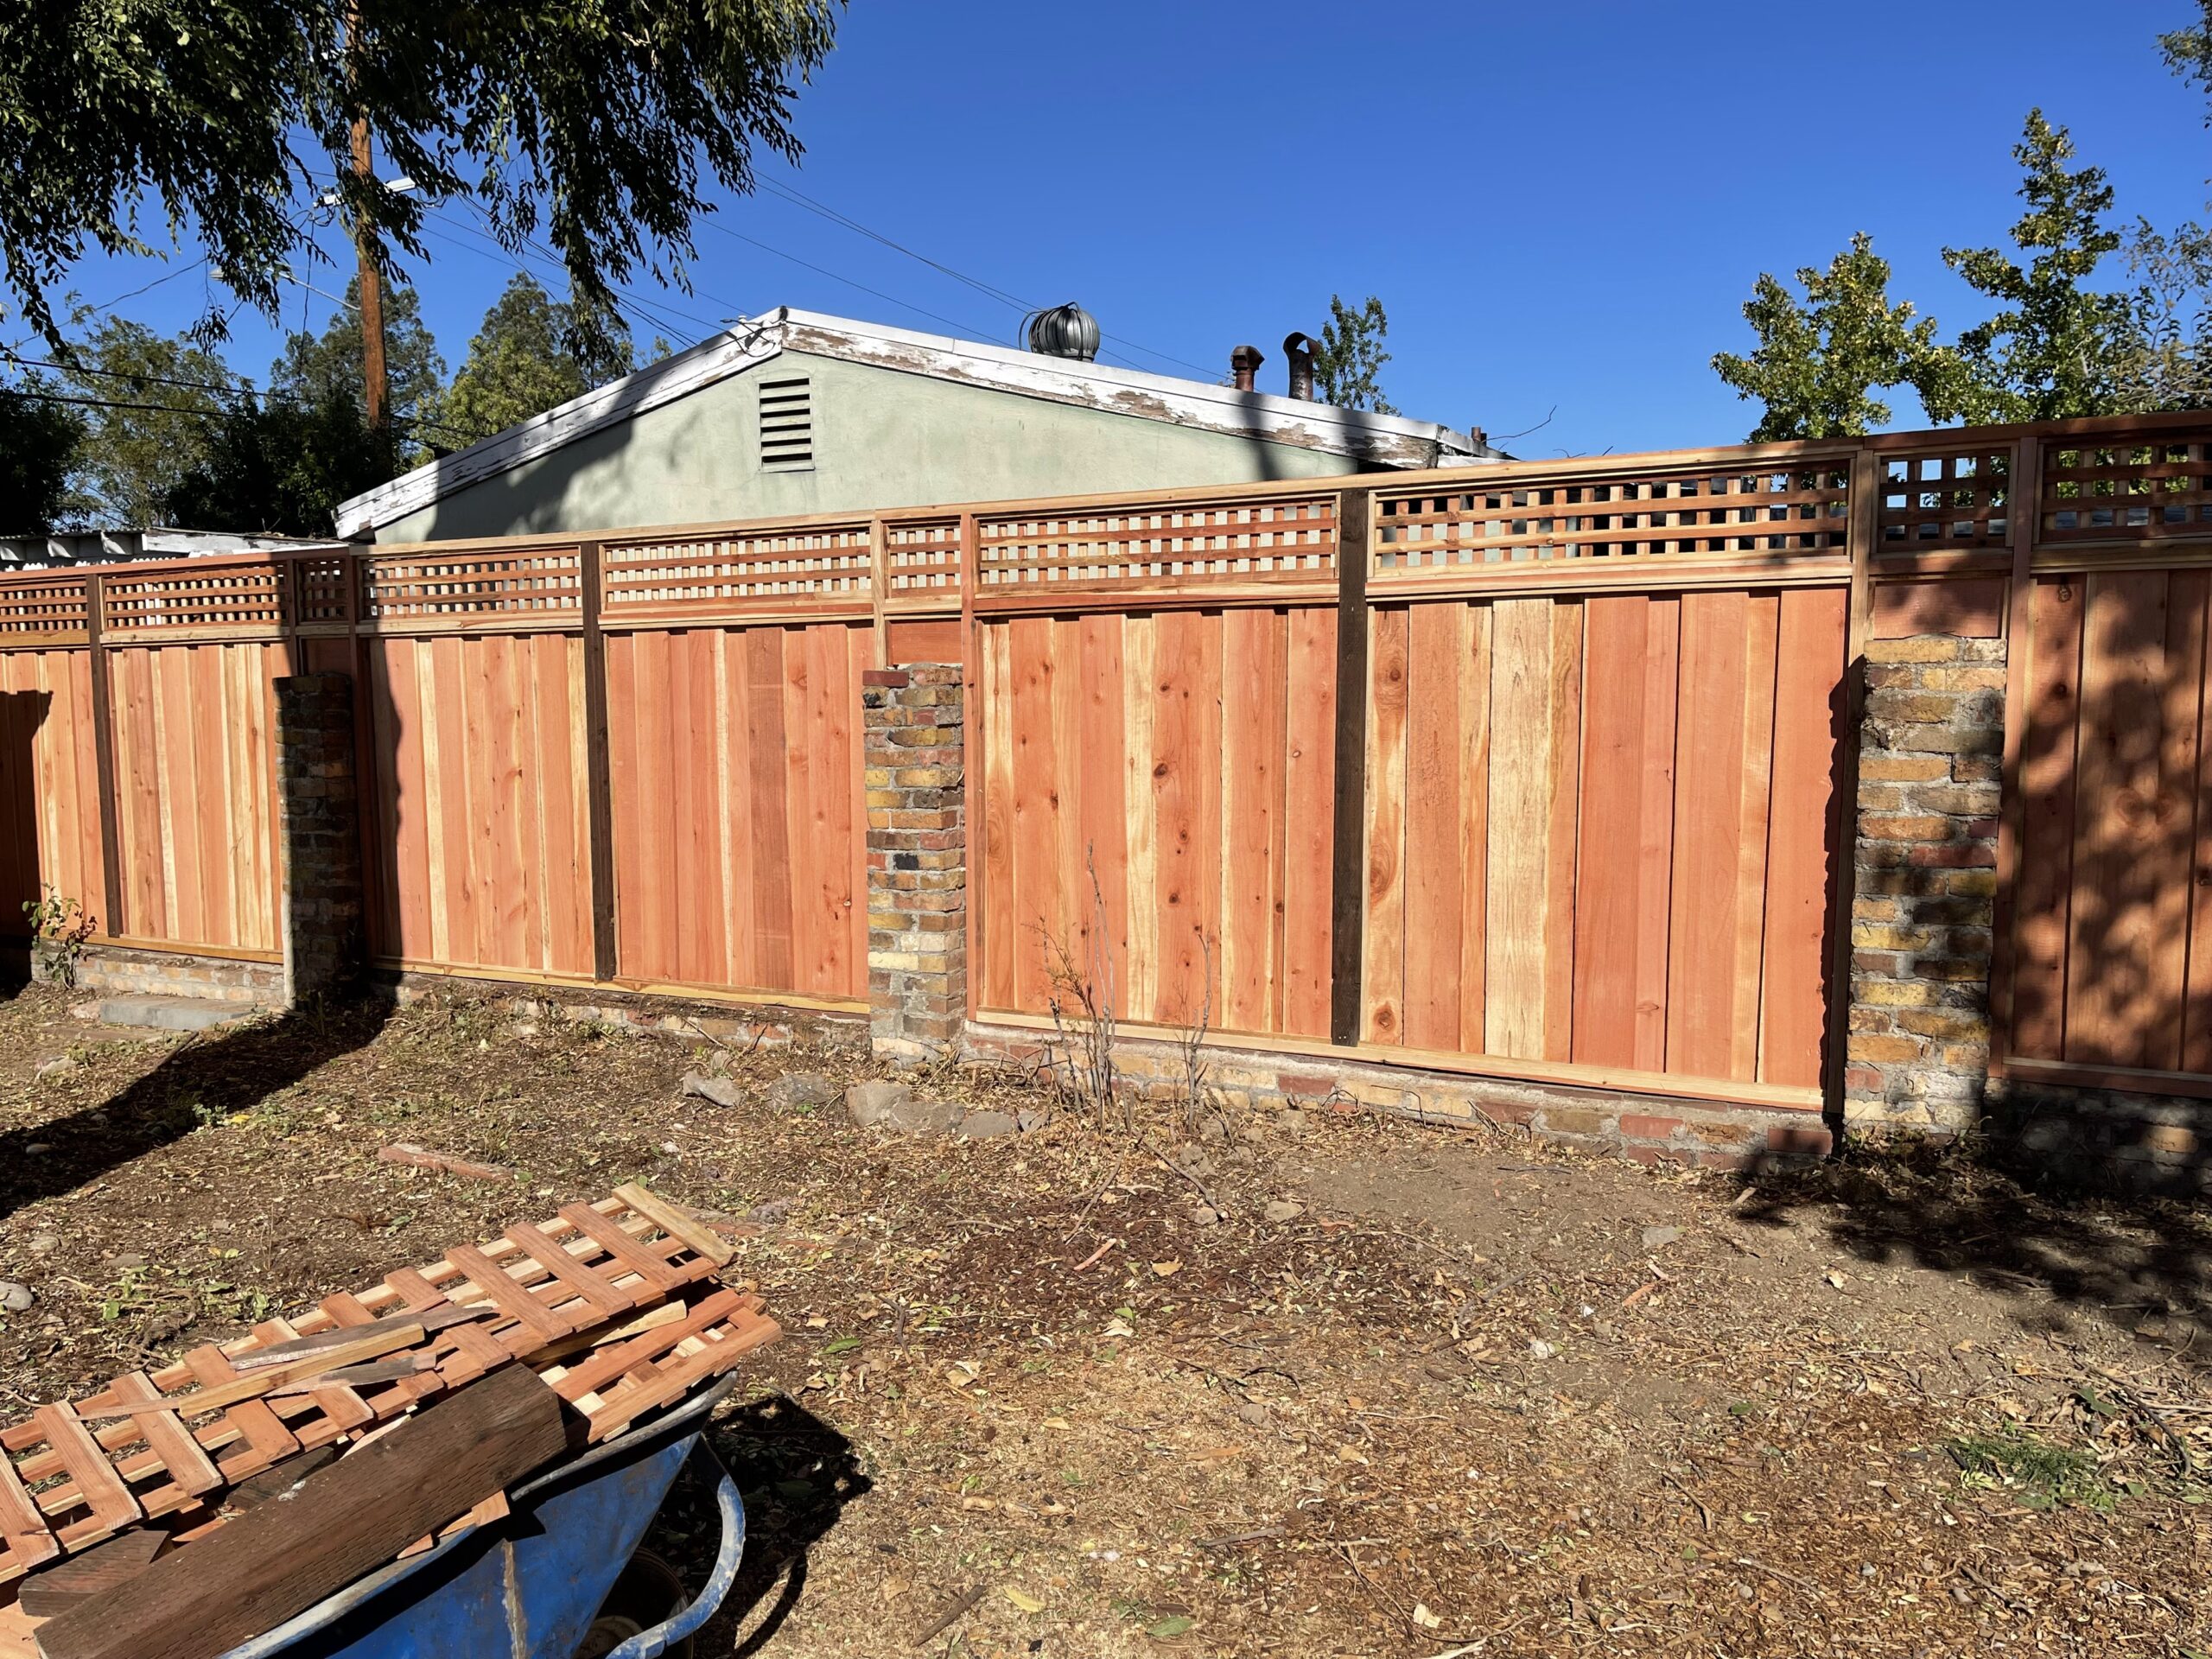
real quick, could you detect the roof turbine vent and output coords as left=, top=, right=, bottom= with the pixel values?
left=1023, top=302, right=1100, bottom=362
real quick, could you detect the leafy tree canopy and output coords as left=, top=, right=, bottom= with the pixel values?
left=162, top=384, right=399, bottom=537
left=0, top=381, right=85, bottom=537
left=54, top=317, right=242, bottom=524
left=1917, top=110, right=2130, bottom=424
left=271, top=276, right=445, bottom=455
left=1312, top=294, right=1396, bottom=414
left=436, top=272, right=636, bottom=446
left=1712, top=233, right=1941, bottom=441
left=0, top=0, right=840, bottom=353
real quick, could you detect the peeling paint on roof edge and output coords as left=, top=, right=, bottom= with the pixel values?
left=334, top=308, right=1484, bottom=537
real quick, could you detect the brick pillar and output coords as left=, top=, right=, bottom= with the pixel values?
left=1845, top=633, right=2006, bottom=1132
left=863, top=664, right=967, bottom=1063
left=274, top=672, right=365, bottom=1007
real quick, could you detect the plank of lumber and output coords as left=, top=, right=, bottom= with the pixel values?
left=32, top=1408, right=138, bottom=1531
left=556, top=1203, right=683, bottom=1289
left=376, top=1143, right=512, bottom=1181
left=219, top=1448, right=340, bottom=1511
left=15, top=1529, right=165, bottom=1618
left=229, top=1306, right=486, bottom=1370
left=78, top=1327, right=423, bottom=1421
left=34, top=1364, right=569, bottom=1659
left=104, top=1375, right=221, bottom=1498
left=0, top=1439, right=60, bottom=1573
left=614, top=1184, right=733, bottom=1268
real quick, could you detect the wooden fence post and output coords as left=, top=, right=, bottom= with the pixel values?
left=578, top=542, right=619, bottom=982
left=1822, top=446, right=1882, bottom=1113
left=1328, top=486, right=1375, bottom=1046
left=1986, top=432, right=2045, bottom=1077
left=958, top=510, right=982, bottom=1023
left=84, top=573, right=125, bottom=939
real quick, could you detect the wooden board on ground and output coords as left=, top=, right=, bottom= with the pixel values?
left=33, top=1365, right=569, bottom=1659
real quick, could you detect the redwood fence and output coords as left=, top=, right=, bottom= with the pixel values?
left=2, top=410, right=2208, bottom=1109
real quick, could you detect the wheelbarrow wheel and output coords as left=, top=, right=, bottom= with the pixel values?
left=574, top=1548, right=695, bottom=1659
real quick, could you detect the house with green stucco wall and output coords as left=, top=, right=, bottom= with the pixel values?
left=334, top=308, right=1492, bottom=543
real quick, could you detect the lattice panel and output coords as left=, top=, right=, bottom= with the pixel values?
left=100, top=565, right=285, bottom=633
left=363, top=548, right=583, bottom=622
left=1879, top=449, right=2012, bottom=550
left=884, top=518, right=963, bottom=601
left=2041, top=435, right=2212, bottom=542
left=1375, top=467, right=1850, bottom=571
left=602, top=525, right=872, bottom=617
left=976, top=496, right=1336, bottom=590
left=0, top=578, right=90, bottom=641
left=0, top=1189, right=774, bottom=1582
left=292, top=556, right=356, bottom=625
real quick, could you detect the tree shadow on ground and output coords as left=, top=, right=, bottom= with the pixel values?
left=0, top=991, right=391, bottom=1224
left=645, top=1392, right=872, bottom=1654
left=1736, top=1137, right=2212, bottom=1363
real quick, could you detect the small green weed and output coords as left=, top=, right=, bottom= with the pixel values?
left=1945, top=1427, right=2111, bottom=1510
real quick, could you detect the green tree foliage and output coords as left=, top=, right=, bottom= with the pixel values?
left=436, top=274, right=636, bottom=446
left=1712, top=233, right=1941, bottom=441
left=1916, top=110, right=2130, bottom=424
left=55, top=318, right=241, bottom=524
left=1312, top=295, right=1397, bottom=414
left=271, top=277, right=446, bottom=455
left=2161, top=3, right=2212, bottom=109
left=2112, top=216, right=2212, bottom=411
left=0, top=380, right=84, bottom=535
left=162, top=385, right=400, bottom=536
left=0, top=0, right=840, bottom=352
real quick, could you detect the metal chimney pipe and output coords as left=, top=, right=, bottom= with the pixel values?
left=1229, top=344, right=1264, bottom=392
left=1282, top=332, right=1315, bottom=402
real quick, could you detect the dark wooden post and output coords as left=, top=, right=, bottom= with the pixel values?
left=1327, top=486, right=1374, bottom=1046
left=83, top=573, right=125, bottom=939
left=578, top=541, right=619, bottom=982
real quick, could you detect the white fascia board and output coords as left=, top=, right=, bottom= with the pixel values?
left=334, top=321, right=786, bottom=537
left=775, top=308, right=1478, bottom=467
left=336, top=306, right=1483, bottom=536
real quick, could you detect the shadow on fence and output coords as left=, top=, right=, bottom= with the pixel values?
left=0, top=995, right=392, bottom=1224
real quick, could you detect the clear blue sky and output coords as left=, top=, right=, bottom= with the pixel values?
left=33, top=0, right=2212, bottom=459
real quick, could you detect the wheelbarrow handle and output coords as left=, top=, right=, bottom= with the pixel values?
left=605, top=1441, right=748, bottom=1659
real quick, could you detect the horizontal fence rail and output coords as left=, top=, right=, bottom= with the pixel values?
left=0, top=411, right=2205, bottom=1103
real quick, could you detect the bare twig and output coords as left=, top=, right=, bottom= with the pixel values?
left=911, top=1584, right=985, bottom=1648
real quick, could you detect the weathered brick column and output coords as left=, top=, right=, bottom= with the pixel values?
left=1845, top=633, right=2006, bottom=1133
left=862, top=664, right=967, bottom=1063
left=274, top=673, right=365, bottom=1007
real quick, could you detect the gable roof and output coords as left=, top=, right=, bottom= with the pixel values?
left=334, top=307, right=1484, bottom=537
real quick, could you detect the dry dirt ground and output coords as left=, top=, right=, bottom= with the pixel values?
left=3, top=982, right=2211, bottom=1657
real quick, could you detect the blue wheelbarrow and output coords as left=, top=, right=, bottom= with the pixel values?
left=214, top=1375, right=748, bottom=1659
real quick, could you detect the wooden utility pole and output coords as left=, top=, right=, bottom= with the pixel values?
left=345, top=5, right=388, bottom=428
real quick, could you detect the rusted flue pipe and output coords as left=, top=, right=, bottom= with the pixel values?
left=1230, top=344, right=1264, bottom=392
left=1282, top=332, right=1315, bottom=401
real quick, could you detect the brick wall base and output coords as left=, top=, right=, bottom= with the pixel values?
left=963, top=1022, right=1833, bottom=1170
left=375, top=971, right=866, bottom=1052
left=56, top=944, right=283, bottom=1007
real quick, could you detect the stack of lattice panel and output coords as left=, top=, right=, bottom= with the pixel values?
left=0, top=1187, right=779, bottom=1587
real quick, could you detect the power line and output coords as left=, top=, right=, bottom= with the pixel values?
left=5, top=353, right=246, bottom=402
left=753, top=177, right=1224, bottom=379
left=695, top=218, right=1001, bottom=341
left=4, top=385, right=461, bottom=441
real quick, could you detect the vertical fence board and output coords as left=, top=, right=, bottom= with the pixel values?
left=2011, top=579, right=2084, bottom=1061
left=1402, top=603, right=1464, bottom=1052
left=1542, top=601, right=1584, bottom=1062
left=1282, top=607, right=1337, bottom=1039
left=1729, top=595, right=1781, bottom=1080
left=1484, top=598, right=1554, bottom=1060
left=1361, top=607, right=1409, bottom=1045
left=1759, top=586, right=1849, bottom=1088
left=1666, top=591, right=1751, bottom=1079
left=1222, top=609, right=1286, bottom=1037
left=1571, top=596, right=1654, bottom=1069
left=1118, top=615, right=1159, bottom=1020
left=1075, top=612, right=1129, bottom=1015
left=2065, top=572, right=2172, bottom=1067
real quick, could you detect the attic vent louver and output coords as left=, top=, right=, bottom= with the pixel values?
left=758, top=375, right=814, bottom=471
